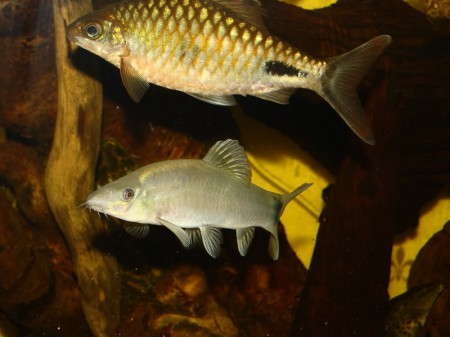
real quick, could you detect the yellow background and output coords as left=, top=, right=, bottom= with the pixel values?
left=234, top=108, right=449, bottom=298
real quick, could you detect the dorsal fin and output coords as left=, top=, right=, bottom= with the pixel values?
left=212, top=0, right=268, bottom=33
left=203, top=139, right=251, bottom=181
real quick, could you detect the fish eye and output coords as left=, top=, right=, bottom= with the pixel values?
left=83, top=22, right=103, bottom=40
left=122, top=188, right=135, bottom=201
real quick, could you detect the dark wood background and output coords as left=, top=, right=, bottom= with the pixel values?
left=0, top=0, right=449, bottom=336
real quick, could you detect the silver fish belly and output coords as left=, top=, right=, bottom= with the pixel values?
left=85, top=139, right=312, bottom=260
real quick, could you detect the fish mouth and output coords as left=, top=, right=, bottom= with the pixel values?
left=84, top=201, right=104, bottom=213
left=82, top=201, right=110, bottom=220
left=81, top=194, right=104, bottom=212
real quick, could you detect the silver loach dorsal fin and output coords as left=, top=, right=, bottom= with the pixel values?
left=212, top=0, right=268, bottom=33
left=203, top=139, right=251, bottom=181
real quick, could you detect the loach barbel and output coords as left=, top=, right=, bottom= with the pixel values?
left=84, top=139, right=312, bottom=260
left=66, top=0, right=392, bottom=145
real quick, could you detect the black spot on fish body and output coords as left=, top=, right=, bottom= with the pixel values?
left=265, top=60, right=308, bottom=78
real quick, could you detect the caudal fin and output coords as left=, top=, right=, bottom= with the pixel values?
left=279, top=183, right=313, bottom=211
left=320, top=35, right=392, bottom=145
left=268, top=182, right=313, bottom=260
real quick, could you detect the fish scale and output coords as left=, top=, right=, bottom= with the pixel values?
left=67, top=0, right=392, bottom=144
left=108, top=0, right=308, bottom=91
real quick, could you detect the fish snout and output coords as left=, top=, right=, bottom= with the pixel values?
left=84, top=200, right=106, bottom=214
left=66, top=20, right=83, bottom=44
left=84, top=190, right=105, bottom=211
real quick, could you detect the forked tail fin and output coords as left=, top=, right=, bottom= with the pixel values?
left=268, top=183, right=313, bottom=260
left=320, top=35, right=392, bottom=145
left=279, top=183, right=314, bottom=214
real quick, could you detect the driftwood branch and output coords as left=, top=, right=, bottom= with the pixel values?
left=45, top=1, right=121, bottom=336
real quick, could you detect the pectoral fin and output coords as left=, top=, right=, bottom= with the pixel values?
left=157, top=218, right=191, bottom=248
left=200, top=227, right=223, bottom=258
left=236, top=227, right=255, bottom=256
left=124, top=224, right=150, bottom=238
left=120, top=57, right=150, bottom=102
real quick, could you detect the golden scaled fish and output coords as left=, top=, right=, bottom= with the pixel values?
left=66, top=0, right=392, bottom=145
left=84, top=139, right=312, bottom=260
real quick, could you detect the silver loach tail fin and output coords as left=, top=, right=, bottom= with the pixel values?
left=267, top=183, right=313, bottom=260
left=319, top=35, right=392, bottom=145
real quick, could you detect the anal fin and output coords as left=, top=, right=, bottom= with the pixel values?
left=251, top=88, right=296, bottom=105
